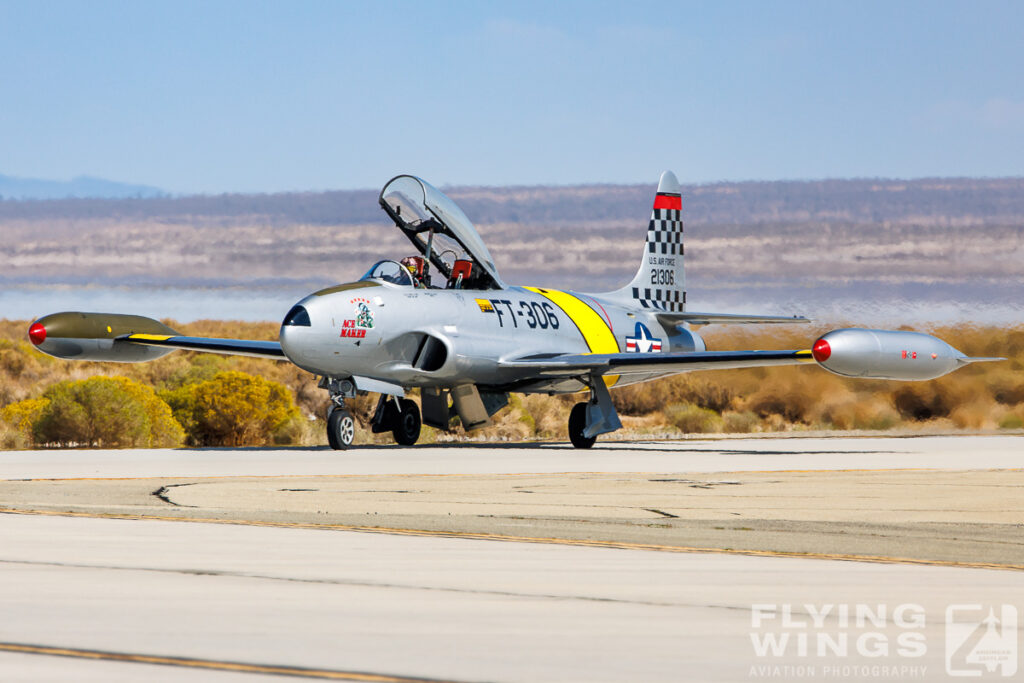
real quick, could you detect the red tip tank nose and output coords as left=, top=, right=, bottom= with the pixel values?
left=28, top=322, right=46, bottom=346
left=812, top=338, right=831, bottom=362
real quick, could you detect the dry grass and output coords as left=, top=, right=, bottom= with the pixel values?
left=664, top=403, right=723, bottom=433
left=2, top=319, right=1023, bottom=448
left=616, top=322, right=1024, bottom=435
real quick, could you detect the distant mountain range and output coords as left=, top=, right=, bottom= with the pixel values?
left=1, top=176, right=1023, bottom=226
left=1, top=175, right=1021, bottom=323
left=0, top=173, right=164, bottom=200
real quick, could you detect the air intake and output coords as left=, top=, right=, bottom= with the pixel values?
left=413, top=334, right=448, bottom=372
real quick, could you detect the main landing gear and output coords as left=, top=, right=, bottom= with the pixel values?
left=568, top=402, right=596, bottom=449
left=375, top=395, right=421, bottom=446
left=567, top=374, right=623, bottom=449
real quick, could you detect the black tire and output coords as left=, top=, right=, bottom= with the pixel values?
left=327, top=408, right=356, bottom=450
left=392, top=399, right=421, bottom=446
left=326, top=417, right=339, bottom=449
left=568, top=402, right=596, bottom=449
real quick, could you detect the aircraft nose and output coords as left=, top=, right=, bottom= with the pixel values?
left=278, top=294, right=380, bottom=374
left=280, top=304, right=309, bottom=344
left=279, top=300, right=326, bottom=369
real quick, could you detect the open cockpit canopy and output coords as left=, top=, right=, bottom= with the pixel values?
left=379, top=175, right=504, bottom=290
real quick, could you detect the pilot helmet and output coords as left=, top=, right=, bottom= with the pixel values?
left=400, top=256, right=425, bottom=276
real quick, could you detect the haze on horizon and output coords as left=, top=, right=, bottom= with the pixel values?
left=1, top=1, right=1022, bottom=196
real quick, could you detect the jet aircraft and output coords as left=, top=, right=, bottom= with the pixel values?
left=27, top=172, right=1000, bottom=449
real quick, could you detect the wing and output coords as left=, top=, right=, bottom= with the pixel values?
left=501, top=349, right=814, bottom=377
left=28, top=312, right=287, bottom=363
left=122, top=333, right=285, bottom=360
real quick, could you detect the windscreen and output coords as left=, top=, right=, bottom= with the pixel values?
left=359, top=260, right=413, bottom=286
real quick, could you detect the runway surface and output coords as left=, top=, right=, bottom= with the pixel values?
left=2, top=512, right=1022, bottom=682
left=1, top=435, right=1021, bottom=681
left=1, top=434, right=1021, bottom=480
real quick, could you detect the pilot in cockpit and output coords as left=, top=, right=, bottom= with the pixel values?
left=400, top=256, right=428, bottom=288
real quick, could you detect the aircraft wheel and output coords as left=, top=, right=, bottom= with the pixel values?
left=392, top=399, right=421, bottom=446
left=568, top=402, right=596, bottom=449
left=327, top=408, right=356, bottom=450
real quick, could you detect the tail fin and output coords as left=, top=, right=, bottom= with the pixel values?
left=602, top=170, right=686, bottom=312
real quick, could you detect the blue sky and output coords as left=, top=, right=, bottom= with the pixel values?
left=1, top=1, right=1022, bottom=194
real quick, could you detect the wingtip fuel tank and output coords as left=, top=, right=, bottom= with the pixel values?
left=810, top=328, right=993, bottom=381
left=28, top=312, right=178, bottom=363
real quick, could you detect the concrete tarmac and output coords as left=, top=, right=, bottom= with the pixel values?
left=2, top=513, right=1022, bottom=682
left=1, top=435, right=1022, bottom=681
left=3, top=468, right=1024, bottom=567
left=0, top=434, right=1021, bottom=480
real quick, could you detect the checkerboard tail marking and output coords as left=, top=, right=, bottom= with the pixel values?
left=616, top=171, right=686, bottom=312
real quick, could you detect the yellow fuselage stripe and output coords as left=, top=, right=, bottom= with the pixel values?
left=524, top=287, right=619, bottom=387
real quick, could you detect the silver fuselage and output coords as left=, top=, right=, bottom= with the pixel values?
left=279, top=280, right=704, bottom=394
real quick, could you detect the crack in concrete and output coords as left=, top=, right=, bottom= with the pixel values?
left=0, top=557, right=727, bottom=612
left=152, top=483, right=198, bottom=508
left=644, top=508, right=680, bottom=519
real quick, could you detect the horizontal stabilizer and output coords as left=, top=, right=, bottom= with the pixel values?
left=956, top=356, right=1006, bottom=365
left=658, top=312, right=810, bottom=326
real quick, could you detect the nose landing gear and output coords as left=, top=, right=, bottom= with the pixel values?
left=327, top=407, right=356, bottom=450
left=322, top=377, right=357, bottom=450
left=321, top=376, right=422, bottom=449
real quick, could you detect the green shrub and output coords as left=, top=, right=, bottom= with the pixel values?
left=0, top=348, right=28, bottom=378
left=722, top=410, right=760, bottom=433
left=891, top=384, right=952, bottom=420
left=2, top=397, right=50, bottom=436
left=855, top=405, right=900, bottom=431
left=161, top=370, right=300, bottom=447
left=0, top=397, right=49, bottom=448
left=161, top=354, right=229, bottom=391
left=664, top=403, right=722, bottom=433
left=999, top=413, right=1023, bottom=430
left=516, top=401, right=537, bottom=434
left=0, top=424, right=27, bottom=449
left=614, top=377, right=737, bottom=416
left=745, top=380, right=817, bottom=423
left=32, top=376, right=183, bottom=448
